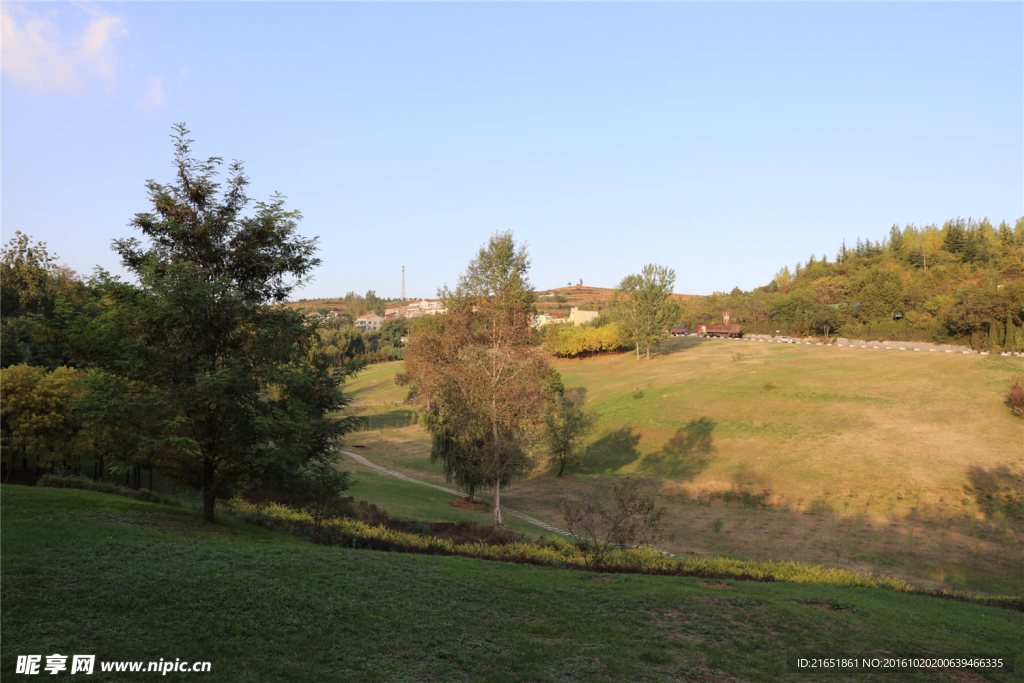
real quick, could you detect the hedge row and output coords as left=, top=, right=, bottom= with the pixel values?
left=36, top=474, right=183, bottom=507
left=226, top=499, right=921, bottom=591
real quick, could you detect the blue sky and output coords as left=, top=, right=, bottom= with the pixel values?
left=3, top=2, right=1022, bottom=299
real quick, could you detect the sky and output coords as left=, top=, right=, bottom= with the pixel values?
left=3, top=2, right=1022, bottom=300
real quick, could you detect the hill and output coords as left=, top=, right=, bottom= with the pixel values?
left=343, top=340, right=1024, bottom=596
left=682, top=217, right=1024, bottom=348
left=533, top=285, right=698, bottom=317
left=3, top=486, right=1021, bottom=682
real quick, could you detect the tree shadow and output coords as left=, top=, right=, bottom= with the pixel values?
left=965, top=464, right=1024, bottom=530
left=639, top=417, right=717, bottom=480
left=579, top=426, right=642, bottom=474
left=658, top=337, right=712, bottom=356
left=359, top=409, right=419, bottom=431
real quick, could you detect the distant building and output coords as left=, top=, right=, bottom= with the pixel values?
left=569, top=307, right=599, bottom=326
left=354, top=313, right=384, bottom=332
left=406, top=300, right=447, bottom=318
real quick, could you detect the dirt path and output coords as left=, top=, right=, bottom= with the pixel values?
left=338, top=449, right=573, bottom=536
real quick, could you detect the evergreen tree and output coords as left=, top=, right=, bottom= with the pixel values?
left=888, top=224, right=904, bottom=253
left=943, top=219, right=968, bottom=254
left=63, top=124, right=358, bottom=521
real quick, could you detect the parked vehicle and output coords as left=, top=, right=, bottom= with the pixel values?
left=670, top=326, right=689, bottom=336
left=697, top=324, right=742, bottom=338
left=778, top=336, right=797, bottom=343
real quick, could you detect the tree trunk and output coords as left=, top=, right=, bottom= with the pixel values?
left=203, top=489, right=216, bottom=522
left=558, top=458, right=566, bottom=477
left=202, top=459, right=216, bottom=522
left=646, top=345, right=650, bottom=361
left=149, top=469, right=153, bottom=490
left=466, top=482, right=475, bottom=505
left=492, top=413, right=502, bottom=526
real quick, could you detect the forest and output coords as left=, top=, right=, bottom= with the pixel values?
left=680, top=217, right=1024, bottom=350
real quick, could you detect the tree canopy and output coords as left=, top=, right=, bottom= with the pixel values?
left=62, top=124, right=358, bottom=521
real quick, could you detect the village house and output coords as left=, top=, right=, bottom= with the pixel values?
left=354, top=313, right=384, bottom=331
left=405, top=300, right=447, bottom=318
left=569, top=307, right=599, bottom=326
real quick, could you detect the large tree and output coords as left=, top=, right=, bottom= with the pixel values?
left=401, top=232, right=549, bottom=525
left=612, top=264, right=678, bottom=360
left=64, top=124, right=358, bottom=521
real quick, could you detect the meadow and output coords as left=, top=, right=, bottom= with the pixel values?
left=342, top=339, right=1024, bottom=596
left=3, top=486, right=1021, bottom=682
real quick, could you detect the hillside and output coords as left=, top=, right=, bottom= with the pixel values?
left=682, top=217, right=1024, bottom=348
left=3, top=486, right=1021, bottom=682
left=533, top=285, right=699, bottom=317
left=343, top=340, right=1024, bottom=596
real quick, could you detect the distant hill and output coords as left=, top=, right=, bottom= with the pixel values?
left=533, top=285, right=698, bottom=316
left=284, top=287, right=700, bottom=318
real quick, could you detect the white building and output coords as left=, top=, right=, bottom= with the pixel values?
left=354, top=313, right=384, bottom=332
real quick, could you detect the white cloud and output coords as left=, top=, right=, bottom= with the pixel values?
left=140, top=76, right=164, bottom=110
left=1, top=4, right=126, bottom=93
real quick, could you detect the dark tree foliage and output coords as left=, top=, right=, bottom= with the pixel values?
left=0, top=233, right=93, bottom=369
left=64, top=124, right=358, bottom=521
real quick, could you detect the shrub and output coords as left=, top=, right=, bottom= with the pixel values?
left=37, top=474, right=181, bottom=506
left=558, top=477, right=669, bottom=569
left=1006, top=377, right=1024, bottom=418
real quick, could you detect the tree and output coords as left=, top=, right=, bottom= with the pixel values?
left=0, top=365, right=90, bottom=482
left=380, top=317, right=409, bottom=346
left=402, top=231, right=549, bottom=525
left=63, top=124, right=358, bottom=521
left=543, top=388, right=597, bottom=476
left=558, top=477, right=669, bottom=569
left=612, top=264, right=678, bottom=361
left=1, top=232, right=92, bottom=369
left=812, top=305, right=842, bottom=342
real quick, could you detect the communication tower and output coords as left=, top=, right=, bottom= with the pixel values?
left=401, top=265, right=406, bottom=300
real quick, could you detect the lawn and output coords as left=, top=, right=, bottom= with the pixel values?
left=338, top=339, right=1024, bottom=596
left=2, top=486, right=1021, bottom=682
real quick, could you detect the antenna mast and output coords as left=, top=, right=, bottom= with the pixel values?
left=401, top=265, right=406, bottom=300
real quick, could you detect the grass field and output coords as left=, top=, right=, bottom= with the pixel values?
left=3, top=486, right=1021, bottom=682
left=341, top=340, right=1024, bottom=596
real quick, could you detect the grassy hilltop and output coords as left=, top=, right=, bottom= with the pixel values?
left=344, top=338, right=1024, bottom=596
left=3, top=486, right=1021, bottom=682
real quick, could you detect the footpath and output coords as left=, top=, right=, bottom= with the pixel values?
left=337, top=449, right=572, bottom=537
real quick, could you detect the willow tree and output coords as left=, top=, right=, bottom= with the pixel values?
left=401, top=232, right=548, bottom=525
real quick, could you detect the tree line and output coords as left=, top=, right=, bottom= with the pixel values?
left=680, top=217, right=1024, bottom=349
left=1, top=125, right=360, bottom=521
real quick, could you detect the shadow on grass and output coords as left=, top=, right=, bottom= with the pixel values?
left=657, top=337, right=712, bottom=356
left=358, top=409, right=419, bottom=431
left=580, top=427, right=642, bottom=473
left=638, top=418, right=717, bottom=479
left=965, top=464, right=1024, bottom=531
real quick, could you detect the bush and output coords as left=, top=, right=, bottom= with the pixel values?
left=542, top=323, right=629, bottom=358
left=37, top=474, right=182, bottom=506
left=1006, top=377, right=1024, bottom=418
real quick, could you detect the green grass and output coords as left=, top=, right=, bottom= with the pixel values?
left=3, top=486, right=1022, bottom=682
left=336, top=340, right=1024, bottom=596
left=346, top=469, right=557, bottom=539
